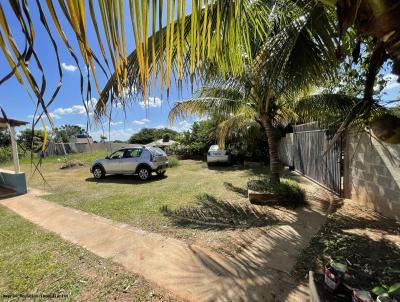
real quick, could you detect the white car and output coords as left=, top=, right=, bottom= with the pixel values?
left=206, top=145, right=230, bottom=165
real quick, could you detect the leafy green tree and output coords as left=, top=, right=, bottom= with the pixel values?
left=17, top=129, right=44, bottom=152
left=0, top=131, right=10, bottom=146
left=177, top=120, right=219, bottom=156
left=100, top=135, right=107, bottom=142
left=162, top=134, right=170, bottom=142
left=53, top=125, right=88, bottom=143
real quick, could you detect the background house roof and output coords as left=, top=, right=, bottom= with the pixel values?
left=146, top=139, right=180, bottom=147
left=0, top=118, right=29, bottom=130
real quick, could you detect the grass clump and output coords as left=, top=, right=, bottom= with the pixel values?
left=248, top=177, right=307, bottom=207
left=167, top=155, right=180, bottom=168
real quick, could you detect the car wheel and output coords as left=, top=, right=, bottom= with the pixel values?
left=156, top=170, right=166, bottom=176
left=93, top=166, right=105, bottom=179
left=138, top=166, right=151, bottom=180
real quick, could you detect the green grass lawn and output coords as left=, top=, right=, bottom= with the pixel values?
left=2, top=152, right=270, bottom=249
left=0, top=206, right=177, bottom=301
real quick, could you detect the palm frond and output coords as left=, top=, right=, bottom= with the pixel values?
left=260, top=2, right=338, bottom=95
left=295, top=94, right=358, bottom=128
left=274, top=107, right=297, bottom=127
left=169, top=97, right=244, bottom=124
left=96, top=0, right=270, bottom=110
left=216, top=108, right=258, bottom=148
left=0, top=0, right=270, bottom=122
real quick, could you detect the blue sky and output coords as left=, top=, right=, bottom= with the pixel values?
left=0, top=2, right=399, bottom=141
left=0, top=1, right=199, bottom=141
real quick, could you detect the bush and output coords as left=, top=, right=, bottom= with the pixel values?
left=166, top=143, right=205, bottom=158
left=0, top=147, right=12, bottom=163
left=248, top=177, right=306, bottom=207
left=167, top=155, right=179, bottom=168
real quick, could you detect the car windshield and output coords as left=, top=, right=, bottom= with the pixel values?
left=209, top=145, right=220, bottom=151
left=148, top=147, right=166, bottom=156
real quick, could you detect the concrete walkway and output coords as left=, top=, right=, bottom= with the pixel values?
left=1, top=179, right=333, bottom=302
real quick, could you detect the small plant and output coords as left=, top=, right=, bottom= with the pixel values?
left=372, top=283, right=400, bottom=301
left=247, top=177, right=307, bottom=207
left=167, top=156, right=179, bottom=168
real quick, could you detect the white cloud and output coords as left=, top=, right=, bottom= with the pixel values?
left=112, top=85, right=137, bottom=101
left=177, top=120, right=192, bottom=131
left=61, top=62, right=78, bottom=72
left=132, top=118, right=150, bottom=125
left=27, top=112, right=60, bottom=120
left=382, top=73, right=400, bottom=91
left=155, top=124, right=165, bottom=129
left=115, top=102, right=124, bottom=109
left=86, top=98, right=97, bottom=108
left=170, top=120, right=192, bottom=132
left=103, top=121, right=123, bottom=126
left=139, top=97, right=162, bottom=109
left=53, top=105, right=87, bottom=116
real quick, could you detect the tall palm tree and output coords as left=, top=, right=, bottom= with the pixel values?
left=169, top=68, right=296, bottom=183
left=169, top=2, right=339, bottom=183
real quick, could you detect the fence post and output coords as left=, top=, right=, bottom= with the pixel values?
left=342, top=130, right=351, bottom=198
left=9, top=126, right=20, bottom=173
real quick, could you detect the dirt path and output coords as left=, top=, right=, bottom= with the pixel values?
left=1, top=177, right=333, bottom=302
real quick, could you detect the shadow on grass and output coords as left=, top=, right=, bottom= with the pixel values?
left=161, top=193, right=278, bottom=230
left=223, top=182, right=248, bottom=198
left=85, top=174, right=168, bottom=184
left=206, top=163, right=267, bottom=176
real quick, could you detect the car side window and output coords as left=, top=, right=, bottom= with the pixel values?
left=110, top=150, right=124, bottom=159
left=124, top=148, right=142, bottom=158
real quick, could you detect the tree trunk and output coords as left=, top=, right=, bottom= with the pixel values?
left=261, top=116, right=280, bottom=183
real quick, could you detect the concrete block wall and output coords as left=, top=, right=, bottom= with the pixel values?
left=344, top=131, right=400, bottom=220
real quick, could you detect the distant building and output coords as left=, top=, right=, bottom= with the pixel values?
left=146, top=139, right=180, bottom=149
left=69, top=133, right=93, bottom=144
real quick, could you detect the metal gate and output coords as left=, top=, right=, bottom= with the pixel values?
left=292, top=123, right=343, bottom=196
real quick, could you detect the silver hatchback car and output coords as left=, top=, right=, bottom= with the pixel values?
left=90, top=146, right=169, bottom=180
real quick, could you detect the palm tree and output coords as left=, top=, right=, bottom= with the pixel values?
left=169, top=3, right=338, bottom=183
left=169, top=69, right=295, bottom=183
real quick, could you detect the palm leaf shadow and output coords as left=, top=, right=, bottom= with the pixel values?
left=161, top=194, right=278, bottom=230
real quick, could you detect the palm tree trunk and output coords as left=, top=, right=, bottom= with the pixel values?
left=261, top=116, right=280, bottom=183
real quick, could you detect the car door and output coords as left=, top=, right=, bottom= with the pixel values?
left=105, top=150, right=125, bottom=173
left=119, top=148, right=142, bottom=173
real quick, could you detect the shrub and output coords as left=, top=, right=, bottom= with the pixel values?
left=166, top=143, right=205, bottom=158
left=168, top=155, right=180, bottom=168
left=248, top=177, right=306, bottom=207
left=0, top=146, right=12, bottom=163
